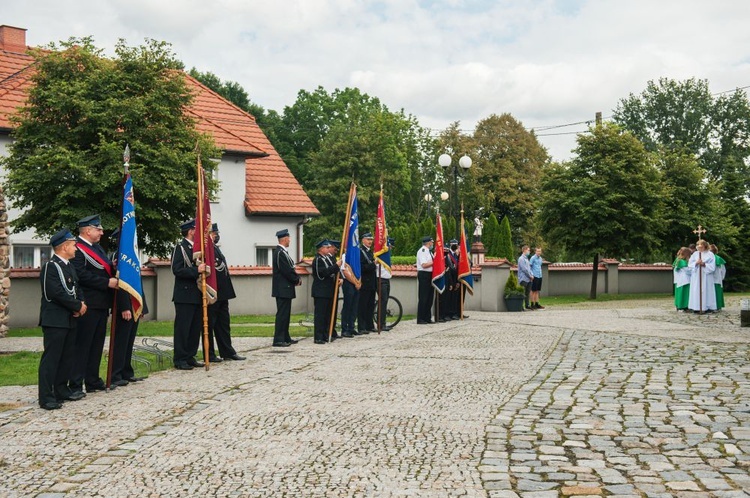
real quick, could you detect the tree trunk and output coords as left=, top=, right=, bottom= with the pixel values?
left=589, top=253, right=599, bottom=300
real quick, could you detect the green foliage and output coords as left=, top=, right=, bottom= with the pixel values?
left=498, top=215, right=514, bottom=261
left=503, top=270, right=525, bottom=298
left=483, top=213, right=501, bottom=257
left=538, top=123, right=664, bottom=262
left=2, top=38, right=220, bottom=257
left=391, top=255, right=416, bottom=265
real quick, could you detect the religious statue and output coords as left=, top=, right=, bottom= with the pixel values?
left=473, top=215, right=483, bottom=242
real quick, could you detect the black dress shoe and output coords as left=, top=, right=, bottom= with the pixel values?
left=272, top=342, right=290, bottom=347
left=126, top=377, right=145, bottom=382
left=175, top=363, right=194, bottom=370
left=209, top=356, right=224, bottom=363
left=359, top=330, right=370, bottom=335
left=438, top=318, right=447, bottom=322
left=224, top=354, right=246, bottom=361
left=288, top=339, right=299, bottom=344
left=417, top=320, right=433, bottom=324
left=314, top=339, right=327, bottom=344
left=86, top=383, right=113, bottom=392
left=341, top=333, right=354, bottom=338
left=187, top=359, right=205, bottom=367
left=112, top=379, right=130, bottom=387
left=41, top=401, right=62, bottom=410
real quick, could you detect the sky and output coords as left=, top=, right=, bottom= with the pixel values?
left=4, top=0, right=750, bottom=161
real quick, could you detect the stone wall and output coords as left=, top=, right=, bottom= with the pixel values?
left=0, top=185, right=9, bottom=337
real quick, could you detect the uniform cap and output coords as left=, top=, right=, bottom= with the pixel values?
left=315, top=239, right=331, bottom=248
left=276, top=228, right=290, bottom=239
left=180, top=219, right=196, bottom=231
left=50, top=229, right=76, bottom=247
left=361, top=232, right=373, bottom=239
left=422, top=236, right=434, bottom=243
left=77, top=214, right=102, bottom=229
left=211, top=223, right=219, bottom=232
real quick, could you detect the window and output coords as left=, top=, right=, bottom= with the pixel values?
left=11, top=245, right=52, bottom=268
left=256, top=247, right=274, bottom=266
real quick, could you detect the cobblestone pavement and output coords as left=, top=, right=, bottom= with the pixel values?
left=0, top=300, right=748, bottom=497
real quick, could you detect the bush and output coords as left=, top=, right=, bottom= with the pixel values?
left=504, top=271, right=525, bottom=298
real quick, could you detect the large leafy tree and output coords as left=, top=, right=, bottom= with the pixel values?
left=2, top=38, right=219, bottom=257
left=271, top=86, right=436, bottom=249
left=614, top=78, right=750, bottom=289
left=451, top=113, right=548, bottom=244
left=538, top=123, right=664, bottom=298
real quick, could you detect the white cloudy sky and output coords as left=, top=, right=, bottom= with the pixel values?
left=5, top=0, right=750, bottom=161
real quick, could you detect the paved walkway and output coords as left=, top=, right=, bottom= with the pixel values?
left=0, top=299, right=748, bottom=497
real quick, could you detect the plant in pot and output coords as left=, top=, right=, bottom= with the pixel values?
left=504, top=271, right=526, bottom=312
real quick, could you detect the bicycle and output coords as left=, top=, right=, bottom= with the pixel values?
left=336, top=294, right=403, bottom=330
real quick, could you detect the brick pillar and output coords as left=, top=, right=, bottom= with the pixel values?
left=0, top=185, right=10, bottom=337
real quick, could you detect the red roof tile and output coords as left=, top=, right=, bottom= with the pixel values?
left=0, top=42, right=319, bottom=218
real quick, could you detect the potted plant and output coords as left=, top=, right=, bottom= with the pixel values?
left=504, top=271, right=526, bottom=312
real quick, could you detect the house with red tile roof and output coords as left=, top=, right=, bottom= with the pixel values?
left=0, top=24, right=319, bottom=268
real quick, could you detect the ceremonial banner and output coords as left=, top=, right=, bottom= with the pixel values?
left=342, top=186, right=361, bottom=281
left=432, top=213, right=446, bottom=293
left=116, top=174, right=144, bottom=320
left=193, top=160, right=218, bottom=301
left=458, top=210, right=474, bottom=295
left=373, top=188, right=391, bottom=271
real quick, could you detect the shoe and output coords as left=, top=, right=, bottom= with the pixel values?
left=288, top=339, right=299, bottom=344
left=175, top=363, right=194, bottom=370
left=86, top=383, right=112, bottom=392
left=272, top=342, right=290, bottom=347
left=525, top=306, right=535, bottom=310
left=341, top=333, right=354, bottom=338
left=57, top=391, right=86, bottom=402
left=416, top=320, right=432, bottom=324
left=449, top=315, right=460, bottom=320
left=536, top=304, right=545, bottom=309
left=112, top=379, right=129, bottom=387
left=126, top=377, right=145, bottom=382
left=383, top=326, right=392, bottom=331
left=187, top=359, right=205, bottom=368
left=314, top=339, right=327, bottom=344
left=224, top=354, right=246, bottom=361
left=359, top=330, right=370, bottom=335
left=352, top=331, right=362, bottom=336
left=461, top=315, right=469, bottom=319
left=209, top=356, right=224, bottom=363
left=438, top=318, right=447, bottom=323
left=41, top=401, right=62, bottom=410
left=367, top=329, right=377, bottom=333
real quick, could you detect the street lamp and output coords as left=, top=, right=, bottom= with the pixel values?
left=439, top=153, right=472, bottom=239
left=424, top=192, right=450, bottom=216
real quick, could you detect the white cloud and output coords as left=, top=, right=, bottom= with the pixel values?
left=4, top=0, right=750, bottom=160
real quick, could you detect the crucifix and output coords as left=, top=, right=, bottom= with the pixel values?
left=692, top=224, right=707, bottom=313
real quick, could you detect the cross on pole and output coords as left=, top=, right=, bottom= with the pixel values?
left=692, top=224, right=706, bottom=242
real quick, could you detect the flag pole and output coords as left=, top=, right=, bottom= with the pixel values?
left=460, top=205, right=465, bottom=321
left=329, top=183, right=355, bottom=341
left=196, top=153, right=210, bottom=370
left=376, top=182, right=383, bottom=334
left=105, top=144, right=130, bottom=390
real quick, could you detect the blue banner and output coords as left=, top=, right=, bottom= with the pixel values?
left=344, top=189, right=361, bottom=280
left=117, top=175, right=144, bottom=320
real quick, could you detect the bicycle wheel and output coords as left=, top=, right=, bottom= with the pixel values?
left=373, top=295, right=403, bottom=329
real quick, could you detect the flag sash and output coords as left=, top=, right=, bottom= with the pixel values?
left=193, top=163, right=218, bottom=303
left=431, top=213, right=446, bottom=293
left=373, top=189, right=391, bottom=272
left=116, top=174, right=144, bottom=320
left=458, top=211, right=474, bottom=295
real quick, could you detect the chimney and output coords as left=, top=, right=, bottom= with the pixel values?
left=0, top=25, right=28, bottom=54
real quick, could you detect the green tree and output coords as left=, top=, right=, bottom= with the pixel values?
left=538, top=123, right=664, bottom=298
left=2, top=38, right=219, bottom=257
left=498, top=215, right=514, bottom=261
left=483, top=213, right=500, bottom=257
left=459, top=114, right=549, bottom=239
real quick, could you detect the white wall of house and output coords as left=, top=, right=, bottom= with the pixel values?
left=0, top=133, right=54, bottom=268
left=209, top=153, right=306, bottom=266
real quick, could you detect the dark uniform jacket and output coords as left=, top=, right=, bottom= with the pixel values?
left=311, top=253, right=339, bottom=298
left=171, top=238, right=201, bottom=304
left=446, top=250, right=458, bottom=288
left=214, top=246, right=236, bottom=301
left=272, top=245, right=299, bottom=299
left=39, top=255, right=85, bottom=328
left=72, top=237, right=114, bottom=310
left=359, top=245, right=377, bottom=290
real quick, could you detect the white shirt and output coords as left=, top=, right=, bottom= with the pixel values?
left=377, top=263, right=392, bottom=279
left=416, top=246, right=433, bottom=272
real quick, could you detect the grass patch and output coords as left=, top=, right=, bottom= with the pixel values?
left=0, top=351, right=42, bottom=386
left=230, top=314, right=306, bottom=324
left=541, top=293, right=672, bottom=306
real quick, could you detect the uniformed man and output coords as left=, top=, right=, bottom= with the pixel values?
left=69, top=214, right=118, bottom=394
left=311, top=239, right=340, bottom=344
left=375, top=237, right=394, bottom=331
left=438, top=244, right=454, bottom=322
left=416, top=236, right=434, bottom=324
left=171, top=219, right=207, bottom=370
left=447, top=239, right=460, bottom=320
left=357, top=232, right=377, bottom=334
left=272, top=228, right=301, bottom=347
left=109, top=228, right=149, bottom=386
left=205, top=223, right=245, bottom=361
left=327, top=240, right=341, bottom=339
left=38, top=229, right=87, bottom=410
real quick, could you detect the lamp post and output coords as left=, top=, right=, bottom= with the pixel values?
left=424, top=192, right=450, bottom=216
left=439, top=153, right=472, bottom=239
